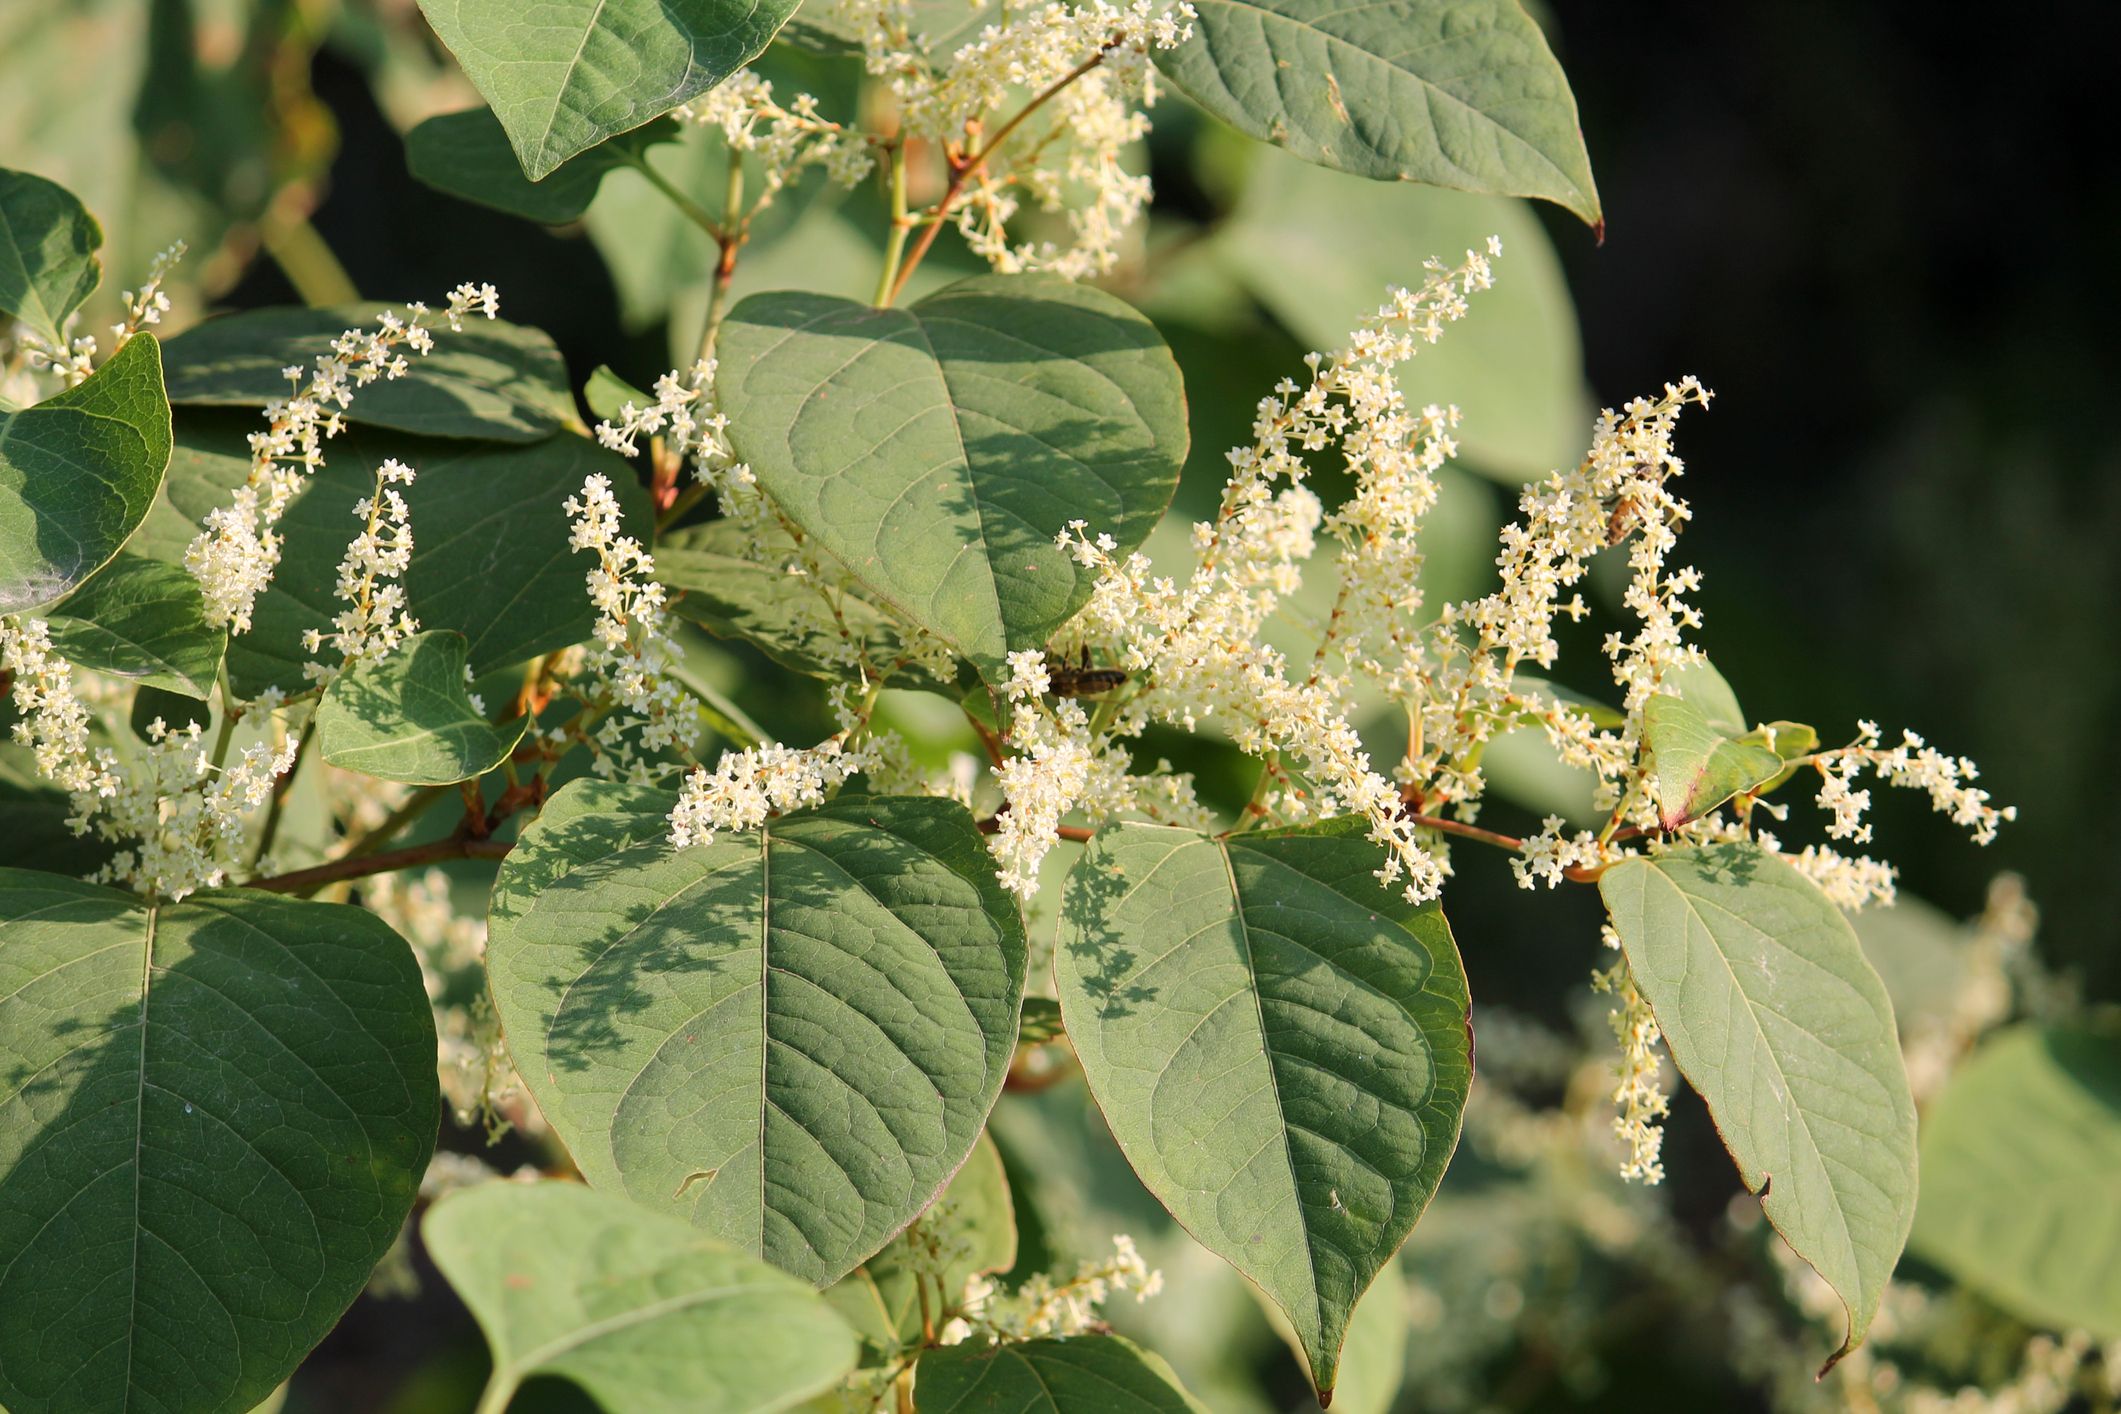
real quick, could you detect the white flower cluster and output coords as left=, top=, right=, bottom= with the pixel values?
left=186, top=283, right=498, bottom=638
left=0, top=618, right=309, bottom=898
left=1592, top=947, right=1671, bottom=1185
left=301, top=458, right=418, bottom=679
left=19, top=241, right=186, bottom=388
left=564, top=472, right=701, bottom=779
left=1055, top=246, right=1501, bottom=904
left=0, top=618, right=119, bottom=800
left=1422, top=378, right=1715, bottom=831
left=592, top=357, right=759, bottom=514
left=1814, top=720, right=2017, bottom=847
left=92, top=718, right=297, bottom=900
left=859, top=0, right=1195, bottom=279
left=677, top=70, right=874, bottom=198
left=666, top=738, right=869, bottom=848
left=949, top=1233, right=1163, bottom=1343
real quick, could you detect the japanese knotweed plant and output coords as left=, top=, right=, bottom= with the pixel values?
left=0, top=0, right=2020, bottom=1410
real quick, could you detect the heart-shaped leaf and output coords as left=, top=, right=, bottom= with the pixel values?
left=317, top=629, right=528, bottom=784
left=1600, top=842, right=1917, bottom=1370
left=44, top=551, right=225, bottom=697
left=0, top=333, right=171, bottom=612
left=486, top=783, right=1027, bottom=1284
left=1157, top=0, right=1601, bottom=226
left=0, top=872, right=439, bottom=1414
left=406, top=109, right=678, bottom=224
left=915, top=1335, right=1207, bottom=1413
left=719, top=273, right=1188, bottom=685
left=0, top=166, right=101, bottom=345
left=1640, top=692, right=1784, bottom=830
left=141, top=416, right=649, bottom=699
left=425, top=1180, right=858, bottom=1414
left=415, top=0, right=799, bottom=181
left=1910, top=1022, right=2121, bottom=1339
left=162, top=304, right=572, bottom=442
left=1054, top=820, right=1471, bottom=1403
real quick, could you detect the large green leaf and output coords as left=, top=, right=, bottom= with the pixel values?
left=486, top=783, right=1028, bottom=1284
left=0, top=872, right=438, bottom=1414
left=718, top=273, right=1188, bottom=684
left=656, top=520, right=953, bottom=692
left=914, top=1335, right=1208, bottom=1413
left=45, top=552, right=225, bottom=697
left=161, top=303, right=573, bottom=442
left=415, top=0, right=799, bottom=181
left=406, top=109, right=677, bottom=224
left=1157, top=0, right=1601, bottom=226
left=1600, top=842, right=1917, bottom=1369
left=1210, top=147, right=1587, bottom=482
left=1053, top=820, right=1471, bottom=1402
left=316, top=629, right=528, bottom=784
left=826, top=1130, right=1016, bottom=1352
left=1639, top=692, right=1783, bottom=830
left=1910, top=1023, right=2121, bottom=1338
left=425, top=1180, right=858, bottom=1414
left=0, top=166, right=101, bottom=345
left=0, top=332, right=171, bottom=612
left=141, top=417, right=648, bottom=698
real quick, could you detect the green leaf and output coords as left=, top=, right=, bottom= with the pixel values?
left=0, top=167, right=102, bottom=345
left=427, top=1180, right=857, bottom=1414
left=317, top=630, right=528, bottom=784
left=1640, top=692, right=1783, bottom=830
left=914, top=1335, right=1208, bottom=1413
left=486, top=783, right=1028, bottom=1284
left=1210, top=147, right=1587, bottom=483
left=1667, top=659, right=1746, bottom=734
left=0, top=873, right=439, bottom=1414
left=143, top=417, right=649, bottom=699
left=131, top=684, right=213, bottom=741
left=0, top=332, right=172, bottom=612
left=827, top=1131, right=1016, bottom=1352
left=719, top=273, right=1188, bottom=685
left=161, top=303, right=573, bottom=442
left=1053, top=820, right=1471, bottom=1402
left=416, top=0, right=799, bottom=181
left=1910, top=1023, right=2121, bottom=1339
left=656, top=520, right=954, bottom=692
left=1599, top=842, right=1916, bottom=1369
left=584, top=364, right=649, bottom=423
left=1157, top=0, right=1601, bottom=226
left=406, top=109, right=677, bottom=224
left=44, top=552, right=226, bottom=697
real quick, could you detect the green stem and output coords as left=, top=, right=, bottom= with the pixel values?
left=258, top=208, right=358, bottom=306
left=471, top=1371, right=520, bottom=1414
left=874, top=144, right=911, bottom=306
left=623, top=153, right=726, bottom=240
left=209, top=666, right=241, bottom=772
left=247, top=716, right=314, bottom=870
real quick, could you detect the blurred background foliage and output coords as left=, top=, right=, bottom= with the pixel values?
left=6, top=0, right=2116, bottom=1409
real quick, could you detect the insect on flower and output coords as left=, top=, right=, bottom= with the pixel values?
left=1045, top=645, right=1129, bottom=698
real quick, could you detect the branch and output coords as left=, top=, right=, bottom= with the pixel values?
left=245, top=836, right=513, bottom=895
left=1403, top=812, right=1525, bottom=852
